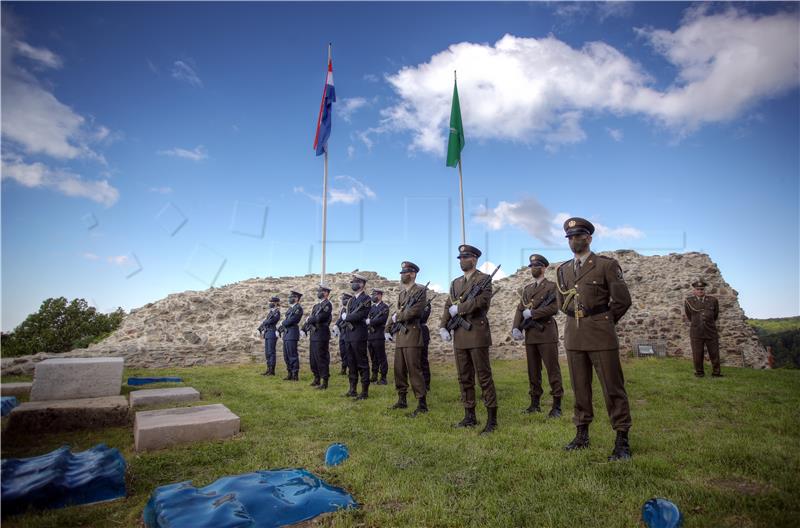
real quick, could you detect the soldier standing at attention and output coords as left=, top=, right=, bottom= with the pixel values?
left=342, top=273, right=372, bottom=400
left=388, top=261, right=429, bottom=417
left=685, top=279, right=722, bottom=377
left=306, top=284, right=333, bottom=389
left=420, top=297, right=433, bottom=392
left=439, top=244, right=499, bottom=435
left=333, top=293, right=352, bottom=376
left=279, top=291, right=303, bottom=381
left=556, top=217, right=633, bottom=461
left=512, top=254, right=563, bottom=418
left=367, top=289, right=390, bottom=385
left=257, top=296, right=281, bottom=376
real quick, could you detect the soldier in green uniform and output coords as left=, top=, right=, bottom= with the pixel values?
left=556, top=217, right=633, bottom=461
left=684, top=279, right=722, bottom=377
left=439, top=244, right=499, bottom=434
left=512, top=254, right=563, bottom=417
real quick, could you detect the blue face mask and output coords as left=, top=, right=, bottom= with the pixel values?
left=350, top=283, right=361, bottom=292
left=317, top=292, right=325, bottom=299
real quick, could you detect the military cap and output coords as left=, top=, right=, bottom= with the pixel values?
left=269, top=296, right=280, bottom=302
left=371, top=288, right=384, bottom=295
left=289, top=290, right=303, bottom=298
left=527, top=254, right=550, bottom=268
left=563, top=217, right=595, bottom=237
left=351, top=272, right=368, bottom=282
left=457, top=244, right=482, bottom=259
left=691, top=279, right=708, bottom=288
left=400, top=261, right=420, bottom=273
left=317, top=283, right=331, bottom=292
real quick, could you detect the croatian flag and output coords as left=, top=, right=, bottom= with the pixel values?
left=313, top=58, right=336, bottom=156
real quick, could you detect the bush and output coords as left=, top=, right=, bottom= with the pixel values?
left=1, top=298, right=125, bottom=357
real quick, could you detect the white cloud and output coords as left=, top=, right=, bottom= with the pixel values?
left=479, top=261, right=508, bottom=280
left=347, top=145, right=355, bottom=158
left=82, top=252, right=99, bottom=260
left=171, top=60, right=202, bottom=87
left=474, top=196, right=559, bottom=245
left=363, top=73, right=379, bottom=83
left=428, top=283, right=445, bottom=293
left=606, top=127, right=624, bottom=142
left=149, top=186, right=173, bottom=194
left=376, top=7, right=798, bottom=155
left=1, top=154, right=120, bottom=207
left=13, top=40, right=63, bottom=69
left=552, top=212, right=644, bottom=240
left=158, top=145, right=208, bottom=161
left=294, top=175, right=376, bottom=205
left=337, top=97, right=369, bottom=122
left=106, top=255, right=129, bottom=266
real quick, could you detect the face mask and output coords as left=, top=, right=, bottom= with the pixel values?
left=531, top=267, right=543, bottom=278
left=371, top=295, right=379, bottom=302
left=459, top=258, right=475, bottom=272
left=351, top=283, right=361, bottom=292
left=289, top=297, right=297, bottom=305
left=317, top=292, right=325, bottom=299
left=568, top=236, right=590, bottom=254
left=269, top=303, right=276, bottom=309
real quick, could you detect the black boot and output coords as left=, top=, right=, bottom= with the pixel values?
left=565, top=424, right=590, bottom=451
left=344, top=381, right=357, bottom=397
left=356, top=383, right=369, bottom=400
left=409, top=396, right=428, bottom=418
left=524, top=396, right=541, bottom=414
left=391, top=393, right=408, bottom=409
left=548, top=397, right=562, bottom=418
left=480, top=407, right=498, bottom=435
left=378, top=376, right=388, bottom=385
left=608, top=430, right=632, bottom=461
left=340, top=366, right=347, bottom=376
left=292, top=371, right=300, bottom=381
left=261, top=369, right=269, bottom=376
left=310, top=377, right=320, bottom=387
left=370, top=372, right=378, bottom=383
left=267, top=366, right=276, bottom=376
left=454, top=407, right=478, bottom=428
left=316, top=378, right=328, bottom=390
left=283, top=372, right=292, bottom=381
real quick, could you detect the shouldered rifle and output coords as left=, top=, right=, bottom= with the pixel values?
left=302, top=302, right=323, bottom=335
left=343, top=294, right=371, bottom=331
left=520, top=290, right=556, bottom=331
left=389, top=282, right=430, bottom=336
left=446, top=265, right=501, bottom=332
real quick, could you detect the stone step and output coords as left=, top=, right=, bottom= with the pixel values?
left=6, top=396, right=130, bottom=434
left=31, top=357, right=124, bottom=401
left=1, top=382, right=32, bottom=398
left=134, top=404, right=240, bottom=452
left=129, top=387, right=200, bottom=409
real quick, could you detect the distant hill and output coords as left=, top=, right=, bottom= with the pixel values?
left=748, top=316, right=800, bottom=368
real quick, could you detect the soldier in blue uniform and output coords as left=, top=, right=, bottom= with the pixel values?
left=279, top=290, right=303, bottom=381
left=367, top=288, right=390, bottom=385
left=333, top=293, right=352, bottom=376
left=420, top=298, right=432, bottom=391
left=341, top=273, right=372, bottom=399
left=305, top=284, right=333, bottom=389
left=257, top=296, right=281, bottom=376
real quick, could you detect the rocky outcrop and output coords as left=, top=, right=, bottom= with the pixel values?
left=1, top=252, right=767, bottom=376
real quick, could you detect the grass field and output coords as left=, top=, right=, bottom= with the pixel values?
left=2, top=358, right=799, bottom=527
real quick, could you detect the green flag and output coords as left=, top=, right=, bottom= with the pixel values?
left=446, top=79, right=465, bottom=168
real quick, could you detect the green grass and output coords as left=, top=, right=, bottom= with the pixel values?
left=2, top=358, right=799, bottom=527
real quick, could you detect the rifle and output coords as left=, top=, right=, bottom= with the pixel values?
left=446, top=265, right=501, bottom=332
left=302, top=302, right=324, bottom=335
left=343, top=294, right=371, bottom=331
left=389, top=282, right=430, bottom=336
left=367, top=303, right=389, bottom=335
left=519, top=289, right=556, bottom=331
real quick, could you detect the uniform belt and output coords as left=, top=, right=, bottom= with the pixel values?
left=566, top=306, right=609, bottom=318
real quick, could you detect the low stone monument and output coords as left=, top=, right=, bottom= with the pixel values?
left=134, top=404, right=240, bottom=452
left=1, top=382, right=32, bottom=398
left=30, top=357, right=124, bottom=401
left=6, top=396, right=130, bottom=433
left=129, top=387, right=200, bottom=409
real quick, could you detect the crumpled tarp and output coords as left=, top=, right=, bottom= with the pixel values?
left=1, top=396, right=19, bottom=417
left=642, top=497, right=684, bottom=528
left=143, top=468, right=358, bottom=528
left=127, top=377, right=183, bottom=386
left=1, top=444, right=126, bottom=517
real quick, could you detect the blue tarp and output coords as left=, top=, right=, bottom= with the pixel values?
left=642, top=498, right=684, bottom=528
left=324, top=443, right=349, bottom=467
left=1, top=396, right=19, bottom=417
left=1, top=444, right=127, bottom=517
left=127, top=377, right=183, bottom=386
left=143, top=469, right=358, bottom=528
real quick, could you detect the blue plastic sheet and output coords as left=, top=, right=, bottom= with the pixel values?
left=324, top=443, right=349, bottom=467
left=143, top=469, right=358, bottom=528
left=1, top=444, right=126, bottom=517
left=127, top=377, right=183, bottom=386
left=642, top=497, right=684, bottom=528
left=1, top=396, right=19, bottom=417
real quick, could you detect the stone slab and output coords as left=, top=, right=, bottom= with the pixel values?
left=1, top=382, right=32, bottom=398
left=134, top=404, right=240, bottom=452
left=6, top=396, right=130, bottom=434
left=30, top=357, right=124, bottom=401
left=129, top=387, right=200, bottom=409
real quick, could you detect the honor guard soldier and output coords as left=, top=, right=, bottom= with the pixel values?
left=341, top=273, right=372, bottom=399
left=420, top=295, right=433, bottom=391
left=333, top=293, right=352, bottom=376
left=439, top=245, right=499, bottom=434
left=512, top=254, right=563, bottom=417
left=388, top=261, right=429, bottom=417
left=367, top=289, right=390, bottom=384
left=305, top=284, right=333, bottom=389
left=556, top=217, right=633, bottom=461
left=278, top=291, right=303, bottom=381
left=685, top=279, right=722, bottom=377
left=257, top=296, right=281, bottom=376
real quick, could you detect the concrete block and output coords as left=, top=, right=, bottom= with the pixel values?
left=129, top=387, right=200, bottom=409
left=1, top=382, right=32, bottom=398
left=6, top=396, right=130, bottom=433
left=134, top=404, right=240, bottom=452
left=30, top=357, right=124, bottom=401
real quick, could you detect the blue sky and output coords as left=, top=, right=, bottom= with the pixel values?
left=2, top=2, right=798, bottom=331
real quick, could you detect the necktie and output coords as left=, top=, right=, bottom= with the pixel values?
left=575, top=258, right=582, bottom=277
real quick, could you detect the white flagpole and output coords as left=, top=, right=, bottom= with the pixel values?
left=320, top=43, right=331, bottom=286
left=455, top=70, right=466, bottom=246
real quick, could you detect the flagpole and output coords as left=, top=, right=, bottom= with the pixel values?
left=320, top=43, right=331, bottom=286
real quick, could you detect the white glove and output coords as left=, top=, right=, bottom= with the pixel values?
left=384, top=332, right=393, bottom=342
left=512, top=328, right=524, bottom=341
left=392, top=313, right=397, bottom=323
left=439, top=328, right=452, bottom=342
left=340, top=312, right=347, bottom=321
left=332, top=326, right=340, bottom=338
left=522, top=309, right=532, bottom=319
left=301, top=330, right=308, bottom=339
left=448, top=305, right=458, bottom=317
left=366, top=318, right=371, bottom=325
